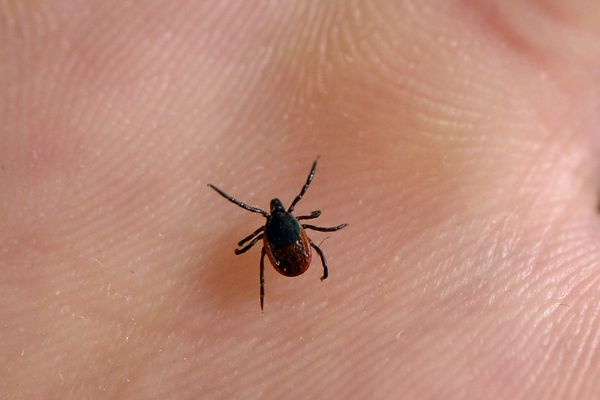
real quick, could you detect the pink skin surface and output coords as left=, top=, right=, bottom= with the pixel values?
left=1, top=1, right=600, bottom=399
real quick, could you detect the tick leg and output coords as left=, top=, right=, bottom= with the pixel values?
left=208, top=184, right=269, bottom=217
left=302, top=223, right=348, bottom=232
left=238, top=226, right=265, bottom=246
left=288, top=157, right=319, bottom=213
left=235, top=234, right=263, bottom=255
left=260, top=247, right=266, bottom=312
left=310, top=240, right=329, bottom=281
left=297, top=210, right=321, bottom=220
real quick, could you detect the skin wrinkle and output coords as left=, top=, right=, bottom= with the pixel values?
left=1, top=1, right=600, bottom=399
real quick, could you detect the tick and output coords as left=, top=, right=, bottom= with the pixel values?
left=208, top=157, right=347, bottom=311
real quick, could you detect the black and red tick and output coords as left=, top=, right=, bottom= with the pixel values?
left=208, top=157, right=347, bottom=311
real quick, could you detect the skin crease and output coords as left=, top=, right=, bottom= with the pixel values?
left=1, top=0, right=600, bottom=399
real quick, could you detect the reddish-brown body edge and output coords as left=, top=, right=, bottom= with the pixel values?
left=264, top=229, right=312, bottom=277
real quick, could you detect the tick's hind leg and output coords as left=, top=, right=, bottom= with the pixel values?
left=302, top=223, right=347, bottom=232
left=310, top=240, right=329, bottom=281
left=235, top=234, right=263, bottom=255
left=260, top=247, right=266, bottom=312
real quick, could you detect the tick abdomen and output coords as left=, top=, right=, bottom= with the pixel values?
left=264, top=211, right=311, bottom=276
left=264, top=229, right=312, bottom=277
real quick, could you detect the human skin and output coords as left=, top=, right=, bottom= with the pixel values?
left=1, top=1, right=600, bottom=399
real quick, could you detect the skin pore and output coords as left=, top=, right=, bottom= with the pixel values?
left=1, top=1, right=600, bottom=399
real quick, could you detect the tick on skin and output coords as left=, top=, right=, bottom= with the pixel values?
left=208, top=157, right=347, bottom=311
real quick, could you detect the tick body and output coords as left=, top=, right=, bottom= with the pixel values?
left=208, top=157, right=347, bottom=311
left=264, top=200, right=312, bottom=277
